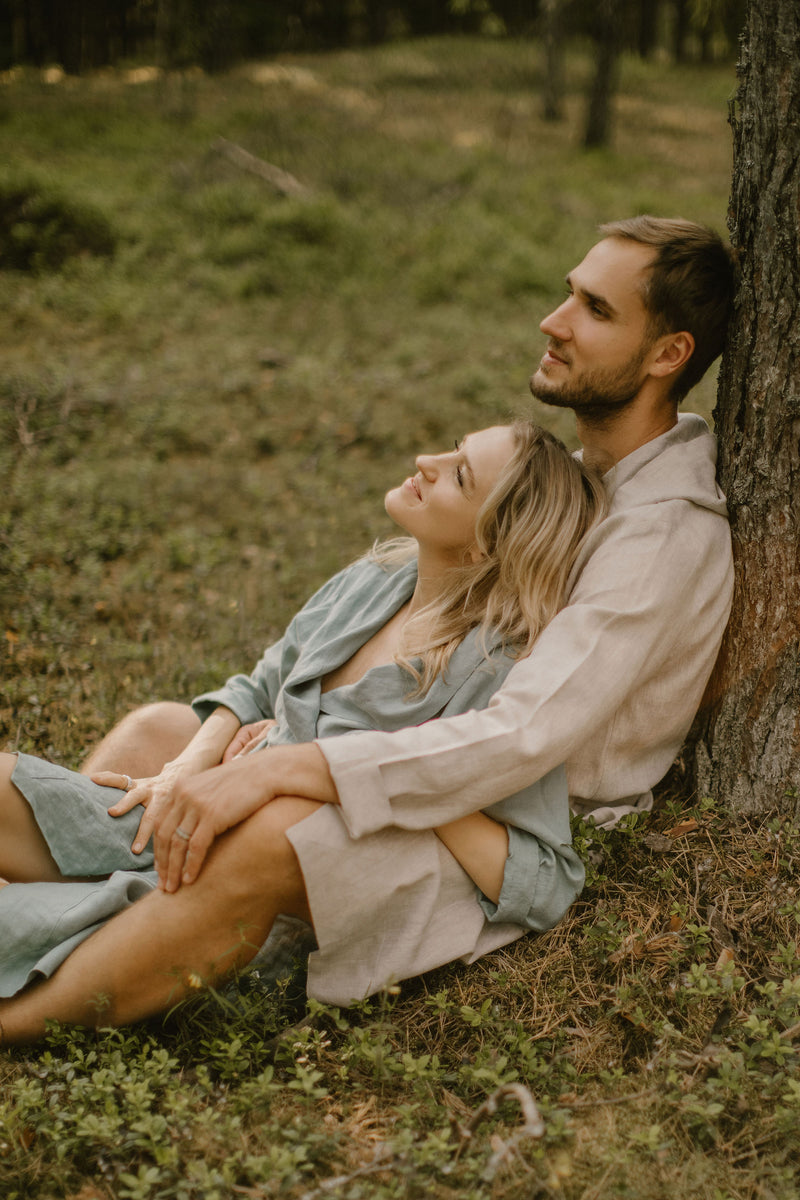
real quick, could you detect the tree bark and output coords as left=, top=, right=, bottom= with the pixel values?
left=693, top=0, right=800, bottom=815
left=583, top=0, right=624, bottom=149
left=672, top=0, right=690, bottom=62
left=637, top=0, right=659, bottom=59
left=541, top=0, right=565, bottom=122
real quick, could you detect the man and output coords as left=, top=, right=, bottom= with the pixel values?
left=0, top=217, right=735, bottom=1040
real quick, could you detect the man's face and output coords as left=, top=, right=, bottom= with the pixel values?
left=530, top=237, right=658, bottom=420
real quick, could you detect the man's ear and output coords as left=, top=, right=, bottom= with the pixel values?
left=648, top=331, right=695, bottom=378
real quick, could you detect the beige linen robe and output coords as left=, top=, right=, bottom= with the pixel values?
left=321, top=413, right=734, bottom=837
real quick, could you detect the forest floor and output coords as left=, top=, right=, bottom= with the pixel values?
left=1, top=36, right=798, bottom=1200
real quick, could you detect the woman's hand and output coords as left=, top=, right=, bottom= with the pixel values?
left=94, top=760, right=195, bottom=855
left=222, top=718, right=277, bottom=762
left=93, top=755, right=269, bottom=891
left=124, top=743, right=337, bottom=893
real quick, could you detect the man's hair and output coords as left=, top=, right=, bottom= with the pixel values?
left=599, top=215, right=735, bottom=402
left=372, top=421, right=607, bottom=694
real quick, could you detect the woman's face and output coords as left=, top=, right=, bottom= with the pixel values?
left=385, top=425, right=515, bottom=568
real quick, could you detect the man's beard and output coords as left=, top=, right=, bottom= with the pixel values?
left=530, top=346, right=648, bottom=423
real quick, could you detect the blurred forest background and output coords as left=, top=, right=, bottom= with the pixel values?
left=3, top=0, right=748, bottom=74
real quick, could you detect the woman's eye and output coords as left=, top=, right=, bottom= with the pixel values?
left=456, top=464, right=464, bottom=488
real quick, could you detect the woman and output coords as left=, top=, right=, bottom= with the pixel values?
left=0, top=421, right=605, bottom=1040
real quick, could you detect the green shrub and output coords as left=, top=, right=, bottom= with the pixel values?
left=0, top=176, right=116, bottom=272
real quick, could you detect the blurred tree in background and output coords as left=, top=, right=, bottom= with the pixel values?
left=0, top=0, right=746, bottom=73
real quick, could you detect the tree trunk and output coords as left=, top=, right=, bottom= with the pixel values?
left=693, top=0, right=800, bottom=815
left=583, top=0, right=624, bottom=148
left=540, top=0, right=564, bottom=122
left=637, top=0, right=659, bottom=59
left=672, top=0, right=690, bottom=62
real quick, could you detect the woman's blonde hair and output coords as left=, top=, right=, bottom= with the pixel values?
left=372, top=420, right=607, bottom=694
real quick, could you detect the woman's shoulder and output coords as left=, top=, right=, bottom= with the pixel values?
left=295, top=554, right=417, bottom=627
left=338, top=553, right=417, bottom=594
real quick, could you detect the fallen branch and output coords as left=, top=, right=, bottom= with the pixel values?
left=296, top=1143, right=395, bottom=1198
left=463, top=1082, right=545, bottom=1140
left=453, top=1082, right=546, bottom=1181
left=212, top=136, right=311, bottom=198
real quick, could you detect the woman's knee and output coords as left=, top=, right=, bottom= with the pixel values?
left=123, top=702, right=200, bottom=743
left=81, top=702, right=201, bottom=776
left=0, top=752, right=16, bottom=785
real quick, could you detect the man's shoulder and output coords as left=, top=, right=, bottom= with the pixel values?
left=567, top=417, right=731, bottom=594
left=607, top=413, right=727, bottom=520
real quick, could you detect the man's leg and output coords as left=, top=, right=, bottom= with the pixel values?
left=0, top=796, right=319, bottom=1044
left=80, top=702, right=202, bottom=778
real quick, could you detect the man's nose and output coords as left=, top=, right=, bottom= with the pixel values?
left=540, top=298, right=572, bottom=341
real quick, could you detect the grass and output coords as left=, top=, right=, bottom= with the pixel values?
left=2, top=35, right=798, bottom=1199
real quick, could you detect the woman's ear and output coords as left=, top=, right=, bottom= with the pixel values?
left=467, top=544, right=484, bottom=564
left=649, top=330, right=695, bottom=378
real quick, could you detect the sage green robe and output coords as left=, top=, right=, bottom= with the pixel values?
left=1, top=558, right=582, bottom=1003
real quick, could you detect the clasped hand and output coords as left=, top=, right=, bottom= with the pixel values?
left=93, top=718, right=278, bottom=893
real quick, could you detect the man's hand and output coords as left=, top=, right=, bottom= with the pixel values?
left=152, top=753, right=276, bottom=892
left=94, top=704, right=243, bottom=859
left=222, top=718, right=277, bottom=762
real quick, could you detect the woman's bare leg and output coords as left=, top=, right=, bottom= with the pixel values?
left=0, top=796, right=320, bottom=1044
left=80, top=701, right=201, bottom=779
left=0, top=753, right=64, bottom=882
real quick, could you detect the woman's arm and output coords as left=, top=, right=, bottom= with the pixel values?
left=163, top=706, right=243, bottom=773
left=434, top=812, right=509, bottom=904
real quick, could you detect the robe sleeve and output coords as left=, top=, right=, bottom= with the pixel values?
left=479, top=822, right=584, bottom=931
